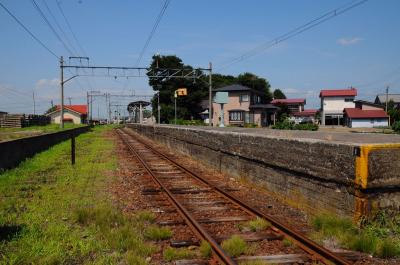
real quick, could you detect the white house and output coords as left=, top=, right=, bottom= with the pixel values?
left=46, top=105, right=88, bottom=124
left=320, top=88, right=357, bottom=125
left=344, top=108, right=388, bottom=128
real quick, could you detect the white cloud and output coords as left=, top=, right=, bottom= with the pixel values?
left=337, top=37, right=363, bottom=46
left=36, top=78, right=59, bottom=88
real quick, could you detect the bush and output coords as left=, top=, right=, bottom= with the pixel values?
left=392, top=121, right=400, bottom=133
left=272, top=119, right=318, bottom=131
left=244, top=217, right=270, bottom=232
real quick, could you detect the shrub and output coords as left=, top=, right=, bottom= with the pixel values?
left=271, top=119, right=318, bottom=131
left=293, top=123, right=319, bottom=131
left=392, top=121, right=400, bottom=133
left=348, top=232, right=378, bottom=254
left=221, top=235, right=247, bottom=257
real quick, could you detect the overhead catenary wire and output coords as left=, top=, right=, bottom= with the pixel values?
left=216, top=0, right=369, bottom=71
left=31, top=0, right=74, bottom=56
left=0, top=1, right=59, bottom=59
left=41, top=0, right=79, bottom=56
left=135, top=0, right=171, bottom=66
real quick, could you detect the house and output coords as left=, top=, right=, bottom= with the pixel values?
left=212, top=84, right=278, bottom=127
left=292, top=109, right=319, bottom=124
left=271, top=98, right=306, bottom=113
left=354, top=100, right=384, bottom=111
left=344, top=108, right=388, bottom=128
left=46, top=105, right=88, bottom=124
left=374, top=94, right=400, bottom=109
left=320, top=88, right=357, bottom=125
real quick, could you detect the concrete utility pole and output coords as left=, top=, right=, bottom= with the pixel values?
left=386, top=86, right=389, bottom=113
left=60, top=56, right=64, bottom=129
left=32, top=90, right=36, bottom=115
left=157, top=91, right=160, bottom=124
left=209, top=62, right=213, bottom=126
left=67, top=97, right=72, bottom=105
left=174, top=90, right=177, bottom=125
left=86, top=91, right=89, bottom=124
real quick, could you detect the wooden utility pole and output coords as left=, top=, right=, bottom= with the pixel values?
left=60, top=56, right=64, bottom=129
left=209, top=62, right=213, bottom=126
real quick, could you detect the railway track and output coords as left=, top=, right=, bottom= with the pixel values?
left=117, top=128, right=353, bottom=265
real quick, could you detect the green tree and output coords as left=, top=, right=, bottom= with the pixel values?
left=147, top=55, right=208, bottom=123
left=273, top=89, right=286, bottom=99
left=237, top=72, right=272, bottom=102
left=44, top=106, right=56, bottom=114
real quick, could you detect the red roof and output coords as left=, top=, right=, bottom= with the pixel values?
left=320, top=88, right=357, bottom=98
left=293, top=109, right=318, bottom=117
left=56, top=105, right=87, bottom=115
left=271, top=98, right=306, bottom=104
left=344, top=108, right=388, bottom=119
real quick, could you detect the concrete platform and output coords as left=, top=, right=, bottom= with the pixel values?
left=126, top=124, right=400, bottom=219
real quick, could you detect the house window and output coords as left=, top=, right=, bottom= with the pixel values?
left=345, top=98, right=353, bottom=102
left=244, top=112, right=254, bottom=123
left=252, top=95, right=261, bottom=104
left=229, top=111, right=244, bottom=121
left=239, top=94, right=249, bottom=102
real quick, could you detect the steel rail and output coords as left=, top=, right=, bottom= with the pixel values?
left=116, top=129, right=237, bottom=265
left=122, top=128, right=352, bottom=265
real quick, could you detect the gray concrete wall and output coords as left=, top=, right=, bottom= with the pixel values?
left=0, top=126, right=90, bottom=171
left=126, top=124, right=400, bottom=218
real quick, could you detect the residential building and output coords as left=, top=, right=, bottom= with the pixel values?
left=292, top=109, right=319, bottom=124
left=46, top=105, right=88, bottom=124
left=374, top=94, right=400, bottom=109
left=212, top=84, right=278, bottom=127
left=320, top=88, right=357, bottom=125
left=271, top=98, right=306, bottom=113
left=343, top=108, right=388, bottom=128
left=354, top=100, right=384, bottom=111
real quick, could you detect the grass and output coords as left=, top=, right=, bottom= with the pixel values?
left=0, top=125, right=157, bottom=264
left=163, top=247, right=197, bottom=261
left=221, top=235, right=248, bottom=257
left=0, top=123, right=84, bottom=141
left=311, top=213, right=400, bottom=258
left=244, top=217, right=271, bottom=232
left=199, top=240, right=212, bottom=258
left=239, top=261, right=268, bottom=265
left=143, top=225, right=172, bottom=240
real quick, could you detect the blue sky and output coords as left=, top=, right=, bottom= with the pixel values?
left=1, top=0, right=400, bottom=117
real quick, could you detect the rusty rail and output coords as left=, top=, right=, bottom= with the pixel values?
left=119, top=128, right=352, bottom=265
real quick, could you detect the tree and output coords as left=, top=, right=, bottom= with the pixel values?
left=273, top=89, right=286, bottom=99
left=147, top=55, right=208, bottom=123
left=44, top=106, right=56, bottom=114
left=237, top=72, right=272, bottom=102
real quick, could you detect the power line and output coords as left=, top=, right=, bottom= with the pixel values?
left=217, top=0, right=369, bottom=71
left=135, top=0, right=171, bottom=66
left=41, top=0, right=79, bottom=55
left=0, top=1, right=59, bottom=58
left=31, top=0, right=74, bottom=55
left=56, top=0, right=87, bottom=56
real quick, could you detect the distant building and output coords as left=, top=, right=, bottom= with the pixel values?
left=374, top=94, right=400, bottom=109
left=344, top=108, right=388, bottom=128
left=292, top=109, right=319, bottom=124
left=271, top=98, right=306, bottom=113
left=46, top=105, right=88, bottom=124
left=354, top=100, right=384, bottom=111
left=212, top=84, right=278, bottom=127
left=320, top=88, right=357, bottom=125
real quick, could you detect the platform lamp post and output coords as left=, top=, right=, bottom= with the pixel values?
left=174, top=88, right=187, bottom=125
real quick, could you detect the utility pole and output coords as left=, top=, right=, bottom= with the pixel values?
left=174, top=90, right=177, bottom=125
left=385, top=86, right=389, bottom=113
left=32, top=90, right=36, bottom=115
left=108, top=93, right=111, bottom=124
left=51, top=100, right=54, bottom=108
left=208, top=62, right=213, bottom=127
left=157, top=91, right=160, bottom=124
left=86, top=91, right=89, bottom=124
left=60, top=56, right=64, bottom=129
left=67, top=97, right=72, bottom=105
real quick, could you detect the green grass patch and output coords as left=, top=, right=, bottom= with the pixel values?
left=163, top=247, right=197, bottom=261
left=282, top=238, right=294, bottom=247
left=199, top=240, right=212, bottom=258
left=311, top=213, right=400, bottom=258
left=143, top=225, right=172, bottom=240
left=135, top=210, right=156, bottom=223
left=0, top=125, right=156, bottom=264
left=244, top=217, right=271, bottom=232
left=221, top=235, right=248, bottom=257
